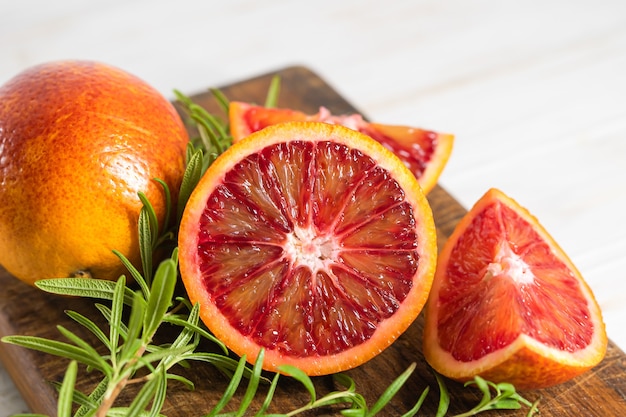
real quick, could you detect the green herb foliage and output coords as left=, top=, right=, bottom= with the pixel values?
left=1, top=79, right=539, bottom=416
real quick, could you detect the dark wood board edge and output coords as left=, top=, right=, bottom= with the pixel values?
left=0, top=65, right=625, bottom=416
left=0, top=309, right=59, bottom=413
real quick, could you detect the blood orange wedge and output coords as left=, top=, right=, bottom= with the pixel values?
left=178, top=121, right=437, bottom=375
left=423, top=188, right=607, bottom=390
left=229, top=101, right=454, bottom=195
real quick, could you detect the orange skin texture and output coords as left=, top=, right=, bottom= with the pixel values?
left=0, top=60, right=189, bottom=285
left=462, top=343, right=598, bottom=390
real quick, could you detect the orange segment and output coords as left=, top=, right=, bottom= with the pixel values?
left=229, top=101, right=311, bottom=140
left=229, top=101, right=453, bottom=194
left=179, top=121, right=437, bottom=375
left=423, top=188, right=607, bottom=390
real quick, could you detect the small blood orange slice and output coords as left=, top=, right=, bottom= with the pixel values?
left=423, top=188, right=607, bottom=390
left=229, top=101, right=454, bottom=195
left=178, top=121, right=437, bottom=375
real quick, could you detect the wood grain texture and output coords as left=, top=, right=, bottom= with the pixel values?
left=1, top=66, right=624, bottom=416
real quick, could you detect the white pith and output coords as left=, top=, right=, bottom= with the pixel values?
left=284, top=225, right=341, bottom=274
left=485, top=241, right=535, bottom=284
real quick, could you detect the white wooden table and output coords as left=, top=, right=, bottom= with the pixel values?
left=2, top=0, right=625, bottom=414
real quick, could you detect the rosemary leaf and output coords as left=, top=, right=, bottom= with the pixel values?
left=451, top=376, right=537, bottom=417
left=57, top=360, right=78, bottom=417
left=181, top=352, right=252, bottom=379
left=192, top=116, right=217, bottom=156
left=113, top=249, right=150, bottom=298
left=185, top=141, right=197, bottom=167
left=254, top=372, right=281, bottom=417
left=55, top=326, right=110, bottom=374
left=75, top=377, right=109, bottom=417
left=138, top=191, right=160, bottom=247
left=125, top=371, right=161, bottom=416
left=527, top=398, right=541, bottom=417
left=170, top=247, right=179, bottom=265
left=149, top=367, right=169, bottom=417
left=206, top=355, right=248, bottom=417
left=138, top=344, right=196, bottom=368
left=144, top=259, right=177, bottom=338
left=166, top=373, right=195, bottom=391
left=278, top=365, right=316, bottom=403
left=120, top=291, right=146, bottom=363
left=490, top=399, right=523, bottom=410
left=434, top=372, right=450, bottom=417
left=138, top=208, right=154, bottom=284
left=173, top=89, right=193, bottom=107
left=177, top=149, right=204, bottom=222
left=333, top=373, right=357, bottom=393
left=56, top=385, right=95, bottom=410
left=209, top=87, right=230, bottom=114
left=35, top=277, right=135, bottom=305
left=170, top=302, right=201, bottom=350
left=190, top=106, right=228, bottom=152
left=1, top=336, right=107, bottom=373
left=472, top=376, right=491, bottom=410
left=164, top=314, right=227, bottom=354
left=105, top=408, right=155, bottom=417
left=264, top=75, right=281, bottom=108
left=109, top=276, right=127, bottom=366
left=65, top=310, right=110, bottom=349
left=158, top=306, right=202, bottom=370
left=154, top=178, right=172, bottom=234
left=94, top=303, right=129, bottom=339
left=235, top=349, right=265, bottom=417
left=400, top=386, right=430, bottom=417
left=339, top=409, right=365, bottom=417
left=365, top=362, right=416, bottom=416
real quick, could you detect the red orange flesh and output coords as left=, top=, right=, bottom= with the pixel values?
left=229, top=101, right=454, bottom=195
left=179, top=121, right=437, bottom=375
left=423, top=188, right=607, bottom=389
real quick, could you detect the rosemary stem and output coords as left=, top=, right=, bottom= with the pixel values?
left=97, top=343, right=148, bottom=417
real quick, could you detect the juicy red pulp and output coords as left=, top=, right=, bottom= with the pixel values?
left=196, top=140, right=421, bottom=357
left=361, top=127, right=436, bottom=179
left=240, top=105, right=439, bottom=181
left=438, top=200, right=593, bottom=362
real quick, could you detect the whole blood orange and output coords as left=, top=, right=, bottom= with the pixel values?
left=0, top=61, right=189, bottom=285
left=423, top=188, right=607, bottom=390
left=178, top=121, right=437, bottom=375
left=229, top=101, right=454, bottom=195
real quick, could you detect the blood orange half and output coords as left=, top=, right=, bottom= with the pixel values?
left=229, top=101, right=454, bottom=195
left=423, top=188, right=607, bottom=390
left=178, top=121, right=437, bottom=375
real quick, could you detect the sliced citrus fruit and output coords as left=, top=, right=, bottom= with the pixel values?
left=179, top=121, right=437, bottom=375
left=423, top=188, right=607, bottom=390
left=229, top=101, right=454, bottom=195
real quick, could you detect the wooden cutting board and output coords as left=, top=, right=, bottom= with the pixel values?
left=1, top=66, right=625, bottom=416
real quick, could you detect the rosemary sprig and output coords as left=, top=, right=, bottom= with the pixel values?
left=1, top=79, right=540, bottom=417
left=434, top=373, right=539, bottom=417
left=3, top=131, right=242, bottom=416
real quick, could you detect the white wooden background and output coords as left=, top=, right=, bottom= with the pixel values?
left=2, top=0, right=625, bottom=414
